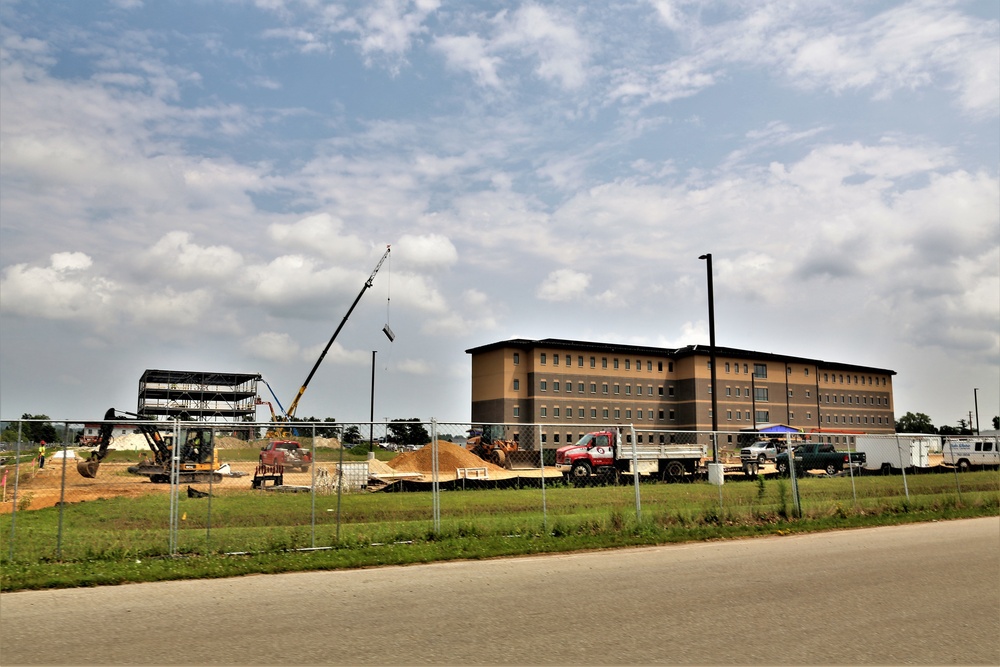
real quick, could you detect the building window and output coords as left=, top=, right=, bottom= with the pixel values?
left=603, top=408, right=609, bottom=418
left=806, top=412, right=812, bottom=420
left=787, top=389, right=793, bottom=398
left=743, top=363, right=749, bottom=374
left=754, top=363, right=767, bottom=378
left=735, top=387, right=741, bottom=397
left=553, top=381, right=560, bottom=392
left=669, top=409, right=675, bottom=420
left=590, top=356, right=596, bottom=368
left=602, top=357, right=608, bottom=368
left=614, top=409, right=621, bottom=419
left=513, top=406, right=520, bottom=417
left=625, top=359, right=631, bottom=370
left=513, top=379, right=520, bottom=391
left=805, top=390, right=811, bottom=398
left=658, top=386, right=663, bottom=396
left=789, top=411, right=795, bottom=420
left=540, top=353, right=546, bottom=365
left=625, top=409, right=632, bottom=419
left=565, top=355, right=571, bottom=365
left=578, top=356, right=584, bottom=367
left=553, top=355, right=559, bottom=366
left=553, top=408, right=560, bottom=417
left=658, top=361, right=663, bottom=372
left=787, top=366, right=792, bottom=374
left=668, top=362, right=674, bottom=372
left=648, top=410, right=653, bottom=420
left=590, top=383, right=597, bottom=393
left=647, top=361, right=652, bottom=371
left=626, top=385, right=632, bottom=395
left=725, top=362, right=730, bottom=373
left=602, top=383, right=609, bottom=394
left=590, top=409, right=597, bottom=419
left=636, top=359, right=641, bottom=370
left=734, top=363, right=740, bottom=374
left=708, top=384, right=712, bottom=395
left=614, top=384, right=620, bottom=394
left=614, top=358, right=619, bottom=369
left=540, top=407, right=547, bottom=417
left=554, top=434, right=560, bottom=443
left=754, top=387, right=768, bottom=401
left=637, top=410, right=642, bottom=420
left=668, top=386, right=675, bottom=397
left=726, top=387, right=732, bottom=396
left=513, top=353, right=519, bottom=365
left=577, top=382, right=584, bottom=393
left=805, top=368, right=810, bottom=376
left=540, top=380, right=547, bottom=391
left=727, top=410, right=732, bottom=420
left=658, top=410, right=664, bottom=420
left=578, top=408, right=585, bottom=418
left=756, top=410, right=769, bottom=422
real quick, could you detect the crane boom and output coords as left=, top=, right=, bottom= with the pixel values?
left=284, top=245, right=390, bottom=421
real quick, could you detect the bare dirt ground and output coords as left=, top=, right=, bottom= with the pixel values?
left=0, top=441, right=562, bottom=512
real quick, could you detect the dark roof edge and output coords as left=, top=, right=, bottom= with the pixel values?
left=466, top=338, right=896, bottom=376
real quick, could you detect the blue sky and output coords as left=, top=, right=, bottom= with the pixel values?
left=1, top=0, right=998, bottom=430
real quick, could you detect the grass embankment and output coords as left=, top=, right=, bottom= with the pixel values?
left=2, top=471, right=997, bottom=592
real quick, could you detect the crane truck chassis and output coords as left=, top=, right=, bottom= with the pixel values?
left=77, top=408, right=222, bottom=483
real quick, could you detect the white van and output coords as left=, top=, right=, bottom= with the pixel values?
left=942, top=437, right=1000, bottom=470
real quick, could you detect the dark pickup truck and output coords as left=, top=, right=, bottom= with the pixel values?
left=776, top=443, right=865, bottom=476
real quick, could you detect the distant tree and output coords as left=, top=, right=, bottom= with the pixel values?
left=341, top=425, right=362, bottom=444
left=939, top=421, right=973, bottom=436
left=895, top=412, right=934, bottom=434
left=993, top=415, right=999, bottom=431
left=3, top=414, right=60, bottom=444
left=388, top=419, right=431, bottom=447
left=300, top=416, right=341, bottom=438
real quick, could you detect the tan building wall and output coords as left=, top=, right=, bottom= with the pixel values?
left=468, top=339, right=896, bottom=445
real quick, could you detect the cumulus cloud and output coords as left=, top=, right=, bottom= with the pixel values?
left=393, top=233, right=458, bottom=271
left=536, top=269, right=591, bottom=302
left=140, top=232, right=244, bottom=282
left=0, top=253, right=116, bottom=321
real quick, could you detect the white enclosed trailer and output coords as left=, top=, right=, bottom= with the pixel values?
left=855, top=434, right=935, bottom=473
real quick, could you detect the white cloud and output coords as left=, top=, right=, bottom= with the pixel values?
left=537, top=269, right=591, bottom=302
left=393, top=233, right=457, bottom=271
left=434, top=34, right=503, bottom=88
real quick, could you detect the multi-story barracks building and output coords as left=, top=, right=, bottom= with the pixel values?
left=467, top=338, right=896, bottom=448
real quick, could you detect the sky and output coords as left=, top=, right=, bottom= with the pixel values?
left=1, top=0, right=998, bottom=431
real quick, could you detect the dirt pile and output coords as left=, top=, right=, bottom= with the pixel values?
left=387, top=441, right=507, bottom=474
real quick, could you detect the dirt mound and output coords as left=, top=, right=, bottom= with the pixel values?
left=387, top=441, right=507, bottom=474
left=367, top=458, right=399, bottom=476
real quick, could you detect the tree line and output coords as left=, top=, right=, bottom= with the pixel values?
left=895, top=412, right=1000, bottom=435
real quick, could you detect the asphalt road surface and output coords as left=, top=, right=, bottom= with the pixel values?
left=2, top=517, right=998, bottom=666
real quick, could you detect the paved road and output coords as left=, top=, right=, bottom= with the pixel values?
left=2, top=517, right=998, bottom=665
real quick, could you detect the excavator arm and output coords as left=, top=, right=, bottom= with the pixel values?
left=77, top=408, right=168, bottom=478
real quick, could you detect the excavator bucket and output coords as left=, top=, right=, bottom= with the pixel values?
left=76, top=459, right=101, bottom=478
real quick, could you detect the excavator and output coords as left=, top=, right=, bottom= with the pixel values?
left=77, top=408, right=221, bottom=483
left=465, top=425, right=518, bottom=469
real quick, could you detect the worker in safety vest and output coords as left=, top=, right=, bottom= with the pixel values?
left=38, top=441, right=47, bottom=469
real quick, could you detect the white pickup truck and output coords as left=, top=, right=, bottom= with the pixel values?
left=740, top=441, right=779, bottom=464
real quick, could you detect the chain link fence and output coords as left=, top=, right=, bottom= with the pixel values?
left=2, top=418, right=997, bottom=563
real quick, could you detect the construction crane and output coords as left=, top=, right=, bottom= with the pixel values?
left=275, top=245, right=391, bottom=430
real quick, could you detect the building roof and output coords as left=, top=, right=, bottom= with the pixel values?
left=465, top=338, right=896, bottom=376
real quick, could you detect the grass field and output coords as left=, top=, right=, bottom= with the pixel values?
left=2, top=469, right=997, bottom=591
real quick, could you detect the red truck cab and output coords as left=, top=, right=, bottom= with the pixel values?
left=555, top=431, right=617, bottom=477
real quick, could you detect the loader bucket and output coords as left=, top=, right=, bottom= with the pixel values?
left=77, top=459, right=101, bottom=478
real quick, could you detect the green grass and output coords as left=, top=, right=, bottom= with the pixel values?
left=2, top=470, right=997, bottom=591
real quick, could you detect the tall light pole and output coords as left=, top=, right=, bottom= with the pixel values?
left=699, top=253, right=719, bottom=463
left=369, top=350, right=377, bottom=454
left=973, top=388, right=980, bottom=435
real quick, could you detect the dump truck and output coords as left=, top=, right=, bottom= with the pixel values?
left=554, top=428, right=705, bottom=481
left=77, top=408, right=221, bottom=483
